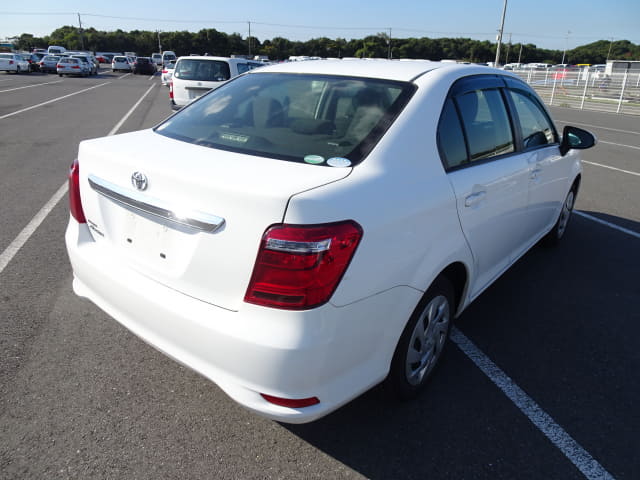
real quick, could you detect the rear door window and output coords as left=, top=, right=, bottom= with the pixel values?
left=455, top=88, right=514, bottom=162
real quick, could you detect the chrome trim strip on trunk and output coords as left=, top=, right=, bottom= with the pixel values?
left=88, top=174, right=225, bottom=233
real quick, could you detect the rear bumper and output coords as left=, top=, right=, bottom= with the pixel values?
left=65, top=219, right=420, bottom=423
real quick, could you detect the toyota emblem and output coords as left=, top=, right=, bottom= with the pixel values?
left=131, top=171, right=148, bottom=191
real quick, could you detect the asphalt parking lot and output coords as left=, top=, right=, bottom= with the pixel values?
left=0, top=69, right=638, bottom=479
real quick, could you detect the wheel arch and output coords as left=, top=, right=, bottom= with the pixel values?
left=437, top=261, right=469, bottom=317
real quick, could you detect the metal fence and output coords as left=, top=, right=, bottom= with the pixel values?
left=512, top=67, right=640, bottom=116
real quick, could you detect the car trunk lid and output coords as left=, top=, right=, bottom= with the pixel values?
left=77, top=129, right=350, bottom=311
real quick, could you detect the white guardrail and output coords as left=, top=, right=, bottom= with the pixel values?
left=513, top=67, right=640, bottom=116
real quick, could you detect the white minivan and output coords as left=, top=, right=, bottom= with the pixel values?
left=169, top=56, right=263, bottom=110
left=161, top=51, right=176, bottom=66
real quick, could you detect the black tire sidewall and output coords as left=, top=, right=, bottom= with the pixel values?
left=387, top=276, right=455, bottom=400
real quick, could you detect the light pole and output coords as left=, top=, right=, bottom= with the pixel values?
left=606, top=37, right=614, bottom=63
left=494, top=0, right=508, bottom=67
left=561, top=30, right=571, bottom=65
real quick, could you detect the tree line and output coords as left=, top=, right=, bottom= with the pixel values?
left=13, top=26, right=640, bottom=64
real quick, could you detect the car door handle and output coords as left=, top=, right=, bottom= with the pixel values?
left=464, top=191, right=486, bottom=207
left=530, top=167, right=542, bottom=179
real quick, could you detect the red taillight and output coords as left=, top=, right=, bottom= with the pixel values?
left=71, top=65, right=80, bottom=69
left=162, top=69, right=168, bottom=74
left=261, top=394, right=320, bottom=408
left=169, top=81, right=173, bottom=99
left=9, top=60, right=13, bottom=65
left=56, top=64, right=61, bottom=68
left=244, top=221, right=363, bottom=310
left=68, top=159, right=86, bottom=223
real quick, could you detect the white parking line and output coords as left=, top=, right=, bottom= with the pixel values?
left=0, top=183, right=68, bottom=274
left=575, top=211, right=640, bottom=239
left=0, top=82, right=111, bottom=120
left=556, top=120, right=639, bottom=136
left=0, top=83, right=156, bottom=275
left=0, top=80, right=63, bottom=93
left=107, top=83, right=156, bottom=135
left=597, top=140, right=640, bottom=151
left=450, top=327, right=615, bottom=480
left=118, top=73, right=132, bottom=80
left=583, top=160, right=640, bottom=176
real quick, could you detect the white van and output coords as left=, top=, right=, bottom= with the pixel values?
left=161, top=51, right=176, bottom=66
left=169, top=56, right=263, bottom=110
left=151, top=53, right=163, bottom=66
left=47, top=45, right=66, bottom=55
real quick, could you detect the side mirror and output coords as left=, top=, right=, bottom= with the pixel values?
left=560, top=126, right=597, bottom=156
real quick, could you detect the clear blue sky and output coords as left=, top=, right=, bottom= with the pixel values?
left=2, top=0, right=639, bottom=51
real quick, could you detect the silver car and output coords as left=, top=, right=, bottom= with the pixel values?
left=39, top=55, right=60, bottom=73
left=71, top=55, right=97, bottom=75
left=57, top=57, right=88, bottom=77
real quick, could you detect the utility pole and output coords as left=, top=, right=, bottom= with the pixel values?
left=77, top=13, right=85, bottom=50
left=157, top=30, right=162, bottom=53
left=606, top=37, right=614, bottom=63
left=248, top=21, right=251, bottom=57
left=517, top=43, right=523, bottom=64
left=505, top=33, right=512, bottom=64
left=388, top=27, right=392, bottom=60
left=494, top=0, right=508, bottom=67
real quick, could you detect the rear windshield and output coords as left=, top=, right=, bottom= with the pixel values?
left=155, top=72, right=415, bottom=166
left=43, top=56, right=59, bottom=61
left=113, top=56, right=127, bottom=62
left=173, top=59, right=231, bottom=81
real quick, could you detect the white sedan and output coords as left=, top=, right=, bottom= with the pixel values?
left=161, top=60, right=175, bottom=86
left=66, top=60, right=595, bottom=423
left=0, top=53, right=30, bottom=74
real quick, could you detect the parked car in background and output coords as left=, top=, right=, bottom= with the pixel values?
left=151, top=53, right=163, bottom=66
left=21, top=53, right=41, bottom=72
left=66, top=60, right=596, bottom=423
left=112, top=56, right=132, bottom=72
left=161, top=50, right=176, bottom=66
left=170, top=56, right=263, bottom=110
left=38, top=55, right=60, bottom=73
left=161, top=60, right=175, bottom=86
left=133, top=57, right=156, bottom=75
left=57, top=57, right=88, bottom=76
left=47, top=45, right=66, bottom=55
left=0, top=53, right=30, bottom=73
left=71, top=55, right=97, bottom=75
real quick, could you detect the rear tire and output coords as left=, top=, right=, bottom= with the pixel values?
left=386, top=276, right=454, bottom=399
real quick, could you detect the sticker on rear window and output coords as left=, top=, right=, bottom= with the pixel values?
left=304, top=155, right=325, bottom=165
left=220, top=133, right=249, bottom=143
left=327, top=157, right=352, bottom=167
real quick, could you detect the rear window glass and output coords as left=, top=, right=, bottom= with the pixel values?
left=155, top=72, right=415, bottom=166
left=0, top=54, right=12, bottom=59
left=174, top=59, right=231, bottom=81
left=113, top=56, right=127, bottom=62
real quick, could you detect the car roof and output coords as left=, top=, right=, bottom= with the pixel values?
left=249, top=59, right=456, bottom=82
